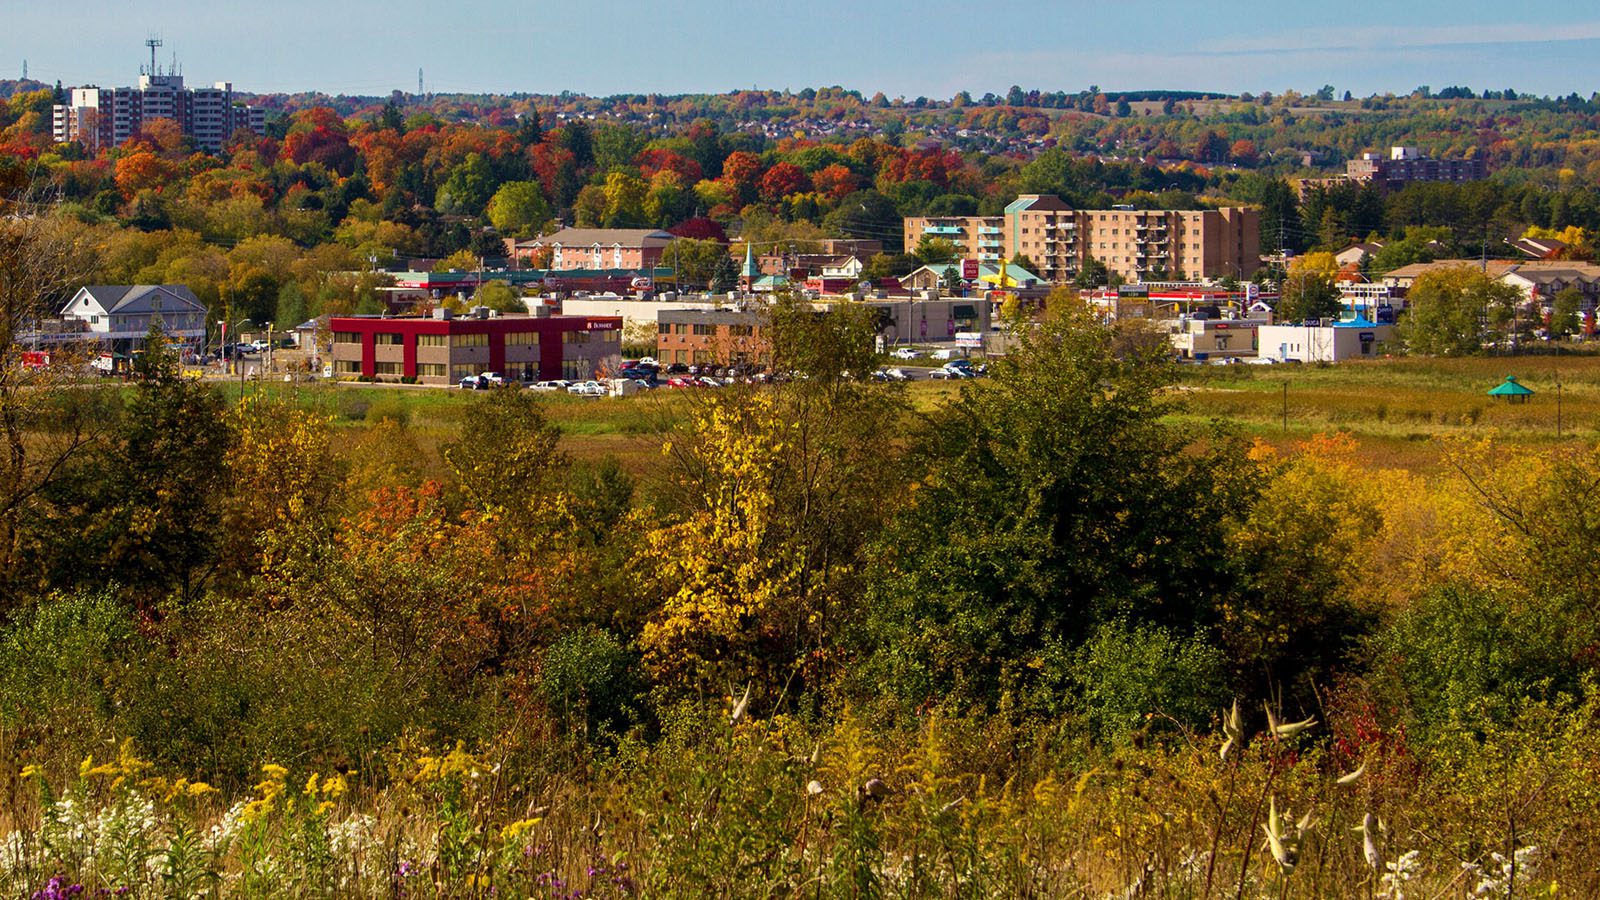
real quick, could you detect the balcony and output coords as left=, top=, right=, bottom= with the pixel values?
left=978, top=226, right=1002, bottom=235
left=923, top=225, right=963, bottom=235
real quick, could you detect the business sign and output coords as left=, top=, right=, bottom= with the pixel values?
left=955, top=332, right=983, bottom=348
left=1358, top=332, right=1375, bottom=341
left=962, top=259, right=979, bottom=280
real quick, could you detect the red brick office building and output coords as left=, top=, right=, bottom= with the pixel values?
left=329, top=312, right=622, bottom=385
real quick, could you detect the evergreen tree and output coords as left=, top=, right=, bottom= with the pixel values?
left=709, top=253, right=740, bottom=292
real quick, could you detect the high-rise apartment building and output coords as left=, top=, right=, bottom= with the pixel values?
left=903, top=195, right=1260, bottom=284
left=52, top=64, right=265, bottom=153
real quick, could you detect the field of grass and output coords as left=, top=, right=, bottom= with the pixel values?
left=208, top=353, right=1600, bottom=481
left=1177, top=353, right=1600, bottom=471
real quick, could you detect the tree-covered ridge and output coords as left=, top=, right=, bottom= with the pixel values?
left=4, top=80, right=1600, bottom=332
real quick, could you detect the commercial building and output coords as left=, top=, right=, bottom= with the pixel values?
left=655, top=294, right=995, bottom=368
left=1258, top=319, right=1395, bottom=363
left=903, top=195, right=1259, bottom=284
left=656, top=308, right=771, bottom=368
left=52, top=61, right=265, bottom=153
left=1168, top=317, right=1269, bottom=361
left=328, top=311, right=621, bottom=385
left=508, top=228, right=675, bottom=271
left=53, top=284, right=208, bottom=350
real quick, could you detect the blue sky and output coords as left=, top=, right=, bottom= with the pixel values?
left=5, top=0, right=1600, bottom=99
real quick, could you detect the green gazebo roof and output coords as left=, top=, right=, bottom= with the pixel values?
left=1487, top=376, right=1535, bottom=398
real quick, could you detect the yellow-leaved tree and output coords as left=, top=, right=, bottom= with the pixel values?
left=641, top=391, right=804, bottom=689
left=224, top=395, right=343, bottom=601
left=641, top=296, right=906, bottom=693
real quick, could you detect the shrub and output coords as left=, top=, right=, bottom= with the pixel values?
left=538, top=629, right=643, bottom=739
left=1368, top=585, right=1573, bottom=739
left=1074, top=620, right=1229, bottom=743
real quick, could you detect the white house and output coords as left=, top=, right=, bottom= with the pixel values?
left=58, top=284, right=208, bottom=348
left=820, top=255, right=866, bottom=279
left=1258, top=317, right=1396, bottom=362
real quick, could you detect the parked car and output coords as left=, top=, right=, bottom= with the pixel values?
left=891, top=347, right=920, bottom=360
left=459, top=374, right=489, bottom=390
left=529, top=380, right=562, bottom=391
left=567, top=381, right=606, bottom=397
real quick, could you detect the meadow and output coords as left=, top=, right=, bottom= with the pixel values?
left=4, top=333, right=1599, bottom=899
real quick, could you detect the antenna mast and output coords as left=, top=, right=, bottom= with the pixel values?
left=418, top=68, right=423, bottom=98
left=145, top=36, right=163, bottom=76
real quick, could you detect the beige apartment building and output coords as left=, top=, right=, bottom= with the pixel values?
left=903, top=195, right=1259, bottom=284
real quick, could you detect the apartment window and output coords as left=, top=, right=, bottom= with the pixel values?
left=658, top=322, right=672, bottom=334
left=333, top=331, right=360, bottom=344
left=673, top=323, right=687, bottom=335
left=693, top=350, right=716, bottom=364
left=450, top=333, right=489, bottom=348
left=693, top=324, right=716, bottom=336
left=374, top=332, right=403, bottom=345
left=728, top=325, right=754, bottom=337
left=417, top=333, right=446, bottom=347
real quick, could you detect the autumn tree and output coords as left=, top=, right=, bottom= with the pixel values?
left=66, top=329, right=230, bottom=610
left=474, top=279, right=525, bottom=314
left=0, top=204, right=101, bottom=609
left=643, top=298, right=905, bottom=692
left=486, top=181, right=551, bottom=237
left=1398, top=266, right=1523, bottom=355
left=1278, top=270, right=1342, bottom=323
left=856, top=305, right=1251, bottom=714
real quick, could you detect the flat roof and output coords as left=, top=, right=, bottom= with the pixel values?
left=329, top=314, right=620, bottom=333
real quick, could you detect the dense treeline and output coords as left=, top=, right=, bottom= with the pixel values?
left=3, top=81, right=1600, bottom=336
left=2, top=261, right=1599, bottom=893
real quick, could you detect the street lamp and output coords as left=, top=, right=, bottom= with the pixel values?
left=218, top=317, right=251, bottom=374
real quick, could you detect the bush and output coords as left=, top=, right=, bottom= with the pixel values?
left=364, top=396, right=411, bottom=426
left=538, top=629, right=643, bottom=739
left=0, top=590, right=142, bottom=750
left=1369, top=585, right=1574, bottom=739
left=1074, top=620, right=1229, bottom=743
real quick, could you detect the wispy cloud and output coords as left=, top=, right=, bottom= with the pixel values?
left=1200, top=21, right=1600, bottom=56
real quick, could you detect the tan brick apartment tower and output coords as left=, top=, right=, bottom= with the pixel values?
left=904, top=195, right=1259, bottom=284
